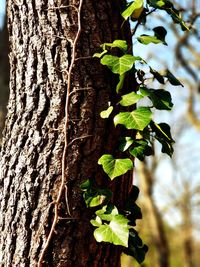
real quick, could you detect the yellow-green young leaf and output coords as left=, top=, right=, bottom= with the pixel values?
left=94, top=214, right=130, bottom=247
left=100, top=106, right=113, bottom=118
left=96, top=204, right=119, bottom=221
left=90, top=216, right=102, bottom=227
left=119, top=92, right=144, bottom=106
left=93, top=50, right=108, bottom=58
left=116, top=74, right=125, bottom=93
left=114, top=107, right=152, bottom=131
left=137, top=35, right=166, bottom=45
left=98, top=154, right=133, bottom=180
left=122, top=0, right=144, bottom=20
left=102, top=40, right=128, bottom=52
left=101, top=54, right=141, bottom=75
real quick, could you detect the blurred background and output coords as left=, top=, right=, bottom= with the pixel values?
left=0, top=1, right=200, bottom=266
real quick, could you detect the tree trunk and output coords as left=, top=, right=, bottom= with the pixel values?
left=0, top=1, right=133, bottom=266
left=181, top=186, right=194, bottom=267
left=138, top=161, right=169, bottom=267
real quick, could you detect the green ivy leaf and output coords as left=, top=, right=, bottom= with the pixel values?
left=150, top=68, right=165, bottom=84
left=129, top=140, right=153, bottom=161
left=101, top=54, right=141, bottom=75
left=122, top=0, right=144, bottom=20
left=102, top=40, right=128, bottom=52
left=116, top=74, right=126, bottom=93
left=119, top=92, right=144, bottom=106
left=153, top=26, right=167, bottom=43
left=139, top=87, right=173, bottom=110
left=93, top=50, right=108, bottom=58
left=98, top=154, right=133, bottom=180
left=151, top=122, right=175, bottom=157
left=96, top=204, right=119, bottom=221
left=165, top=69, right=183, bottom=86
left=147, top=0, right=189, bottom=31
left=100, top=106, right=113, bottom=118
left=148, top=0, right=166, bottom=8
left=114, top=107, right=152, bottom=131
left=137, top=35, right=166, bottom=45
left=94, top=214, right=130, bottom=247
left=119, top=137, right=134, bottom=152
left=80, top=179, right=112, bottom=207
left=139, top=87, right=151, bottom=96
left=124, top=230, right=148, bottom=263
left=91, top=216, right=102, bottom=227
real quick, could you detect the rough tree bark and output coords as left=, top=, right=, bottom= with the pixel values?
left=0, top=1, right=133, bottom=266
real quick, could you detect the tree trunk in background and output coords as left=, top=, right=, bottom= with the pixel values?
left=138, top=161, right=169, bottom=267
left=0, top=1, right=133, bottom=266
left=0, top=18, right=9, bottom=143
left=181, top=185, right=194, bottom=267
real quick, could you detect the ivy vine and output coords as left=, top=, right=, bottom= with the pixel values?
left=81, top=0, right=188, bottom=264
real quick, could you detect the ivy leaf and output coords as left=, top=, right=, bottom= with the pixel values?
left=165, top=69, right=183, bottom=86
left=93, top=50, right=108, bottom=58
left=102, top=40, right=128, bottom=52
left=124, top=230, right=148, bottom=263
left=98, top=154, right=133, bottom=180
left=122, top=0, right=144, bottom=20
left=114, top=107, right=152, bottom=131
left=139, top=87, right=151, bottom=96
left=129, top=140, right=153, bottom=161
left=80, top=179, right=112, bottom=207
left=119, top=137, right=134, bottom=152
left=153, top=26, right=167, bottom=43
left=101, top=54, right=141, bottom=75
left=119, top=92, right=144, bottom=106
left=125, top=186, right=142, bottom=225
left=91, top=216, right=102, bottom=227
left=140, top=87, right=173, bottom=110
left=147, top=0, right=166, bottom=8
left=116, top=74, right=125, bottom=93
left=96, top=204, right=119, bottom=221
left=94, top=214, right=130, bottom=247
left=151, top=121, right=175, bottom=157
left=100, top=106, right=113, bottom=118
left=137, top=35, right=166, bottom=45
left=147, top=0, right=189, bottom=31
left=150, top=89, right=173, bottom=110
left=150, top=68, right=165, bottom=84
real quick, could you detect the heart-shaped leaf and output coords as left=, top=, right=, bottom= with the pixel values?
left=119, top=92, right=144, bottom=106
left=102, top=40, right=128, bottom=52
left=98, top=154, right=133, bottom=180
left=100, top=106, right=113, bottom=118
left=94, top=214, right=130, bottom=247
left=129, top=140, right=153, bottom=161
left=101, top=54, right=141, bottom=75
left=114, top=107, right=152, bottom=131
left=122, top=0, right=144, bottom=20
left=137, top=35, right=166, bottom=45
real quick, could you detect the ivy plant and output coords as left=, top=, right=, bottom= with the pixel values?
left=81, top=0, right=187, bottom=264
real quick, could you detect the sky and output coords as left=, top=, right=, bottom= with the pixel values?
left=0, top=0, right=6, bottom=28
